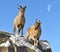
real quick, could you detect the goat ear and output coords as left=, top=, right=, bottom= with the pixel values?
left=39, top=20, right=40, bottom=22
left=20, top=5, right=22, bottom=8
left=17, top=4, right=22, bottom=9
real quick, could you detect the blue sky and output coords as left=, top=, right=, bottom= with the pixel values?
left=0, top=0, right=60, bottom=52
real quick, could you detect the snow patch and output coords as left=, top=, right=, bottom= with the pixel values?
left=0, top=40, right=11, bottom=47
left=10, top=34, right=26, bottom=46
left=10, top=34, right=42, bottom=52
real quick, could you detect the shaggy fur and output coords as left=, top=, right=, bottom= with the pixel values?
left=26, top=20, right=42, bottom=46
left=13, top=4, right=26, bottom=35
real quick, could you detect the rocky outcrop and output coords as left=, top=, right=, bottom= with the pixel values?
left=0, top=31, right=52, bottom=52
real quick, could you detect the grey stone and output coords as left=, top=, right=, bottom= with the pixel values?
left=0, top=31, right=52, bottom=52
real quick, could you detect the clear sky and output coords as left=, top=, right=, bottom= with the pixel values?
left=0, top=0, right=60, bottom=52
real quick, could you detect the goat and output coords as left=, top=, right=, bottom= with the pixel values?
left=26, top=20, right=42, bottom=46
left=13, top=4, right=26, bottom=35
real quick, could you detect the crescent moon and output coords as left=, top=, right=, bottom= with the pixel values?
left=47, top=4, right=51, bottom=12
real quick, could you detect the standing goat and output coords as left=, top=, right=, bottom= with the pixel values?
left=26, top=20, right=42, bottom=46
left=13, top=4, right=26, bottom=35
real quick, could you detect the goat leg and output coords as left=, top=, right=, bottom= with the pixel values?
left=18, top=26, right=21, bottom=35
left=21, top=28, right=24, bottom=36
left=13, top=26, right=16, bottom=34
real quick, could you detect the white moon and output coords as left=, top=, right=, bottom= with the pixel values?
left=47, top=4, right=51, bottom=12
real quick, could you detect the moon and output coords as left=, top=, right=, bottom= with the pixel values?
left=47, top=4, right=51, bottom=12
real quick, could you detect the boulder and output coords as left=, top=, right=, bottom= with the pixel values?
left=0, top=31, right=52, bottom=52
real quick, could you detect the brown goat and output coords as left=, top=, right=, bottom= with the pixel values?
left=13, top=4, right=26, bottom=35
left=26, top=20, right=42, bottom=46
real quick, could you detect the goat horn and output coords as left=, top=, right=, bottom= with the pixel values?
left=39, top=20, right=40, bottom=22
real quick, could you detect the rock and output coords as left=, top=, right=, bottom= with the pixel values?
left=0, top=31, right=52, bottom=52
